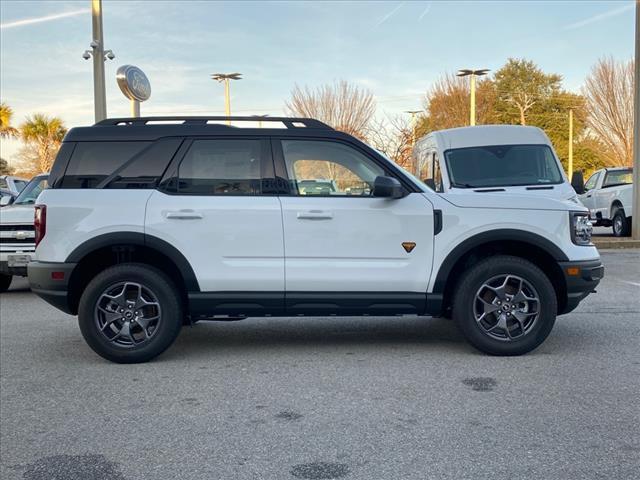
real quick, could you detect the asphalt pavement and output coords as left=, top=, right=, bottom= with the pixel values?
left=1, top=250, right=639, bottom=480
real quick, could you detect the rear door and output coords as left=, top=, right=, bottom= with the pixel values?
left=145, top=137, right=285, bottom=306
left=275, top=138, right=435, bottom=314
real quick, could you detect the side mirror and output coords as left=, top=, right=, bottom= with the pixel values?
left=373, top=176, right=404, bottom=199
left=423, top=178, right=436, bottom=191
left=0, top=196, right=13, bottom=207
left=571, top=171, right=585, bottom=195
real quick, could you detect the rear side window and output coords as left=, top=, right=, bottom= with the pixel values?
left=176, top=139, right=263, bottom=195
left=60, top=141, right=150, bottom=188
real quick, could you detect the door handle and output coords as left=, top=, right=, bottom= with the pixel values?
left=165, top=210, right=203, bottom=220
left=297, top=210, right=333, bottom=220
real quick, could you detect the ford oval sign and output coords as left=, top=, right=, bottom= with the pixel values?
left=116, top=65, right=151, bottom=102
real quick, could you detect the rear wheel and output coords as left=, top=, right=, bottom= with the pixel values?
left=452, top=255, right=557, bottom=356
left=0, top=274, right=12, bottom=293
left=78, top=263, right=183, bottom=363
left=612, top=209, right=631, bottom=237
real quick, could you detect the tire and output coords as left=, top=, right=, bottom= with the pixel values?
left=78, top=263, right=183, bottom=363
left=612, top=209, right=631, bottom=237
left=0, top=274, right=12, bottom=293
left=452, top=255, right=557, bottom=356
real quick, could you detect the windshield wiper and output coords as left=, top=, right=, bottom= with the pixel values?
left=451, top=182, right=478, bottom=188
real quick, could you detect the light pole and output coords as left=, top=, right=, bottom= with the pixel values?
left=457, top=68, right=490, bottom=126
left=568, top=109, right=574, bottom=178
left=404, top=110, right=422, bottom=146
left=82, top=0, right=115, bottom=123
left=632, top=0, right=640, bottom=239
left=211, top=73, right=242, bottom=122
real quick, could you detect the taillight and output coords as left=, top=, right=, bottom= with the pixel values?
left=34, top=205, right=46, bottom=247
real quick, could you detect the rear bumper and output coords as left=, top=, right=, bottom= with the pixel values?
left=28, top=261, right=76, bottom=314
left=558, top=259, right=604, bottom=314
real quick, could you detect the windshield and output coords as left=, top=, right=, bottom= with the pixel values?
left=444, top=144, right=563, bottom=188
left=14, top=176, right=48, bottom=205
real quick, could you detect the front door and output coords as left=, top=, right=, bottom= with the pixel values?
left=276, top=139, right=434, bottom=314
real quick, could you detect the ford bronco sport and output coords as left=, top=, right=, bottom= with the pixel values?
left=28, top=116, right=603, bottom=363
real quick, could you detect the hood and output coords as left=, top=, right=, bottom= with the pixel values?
left=438, top=191, right=586, bottom=212
left=0, top=204, right=36, bottom=224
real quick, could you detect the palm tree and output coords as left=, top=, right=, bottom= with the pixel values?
left=19, top=114, right=67, bottom=173
left=0, top=103, right=19, bottom=138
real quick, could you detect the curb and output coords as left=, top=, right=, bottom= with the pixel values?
left=592, top=238, right=640, bottom=249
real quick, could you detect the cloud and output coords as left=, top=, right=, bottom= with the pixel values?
left=0, top=8, right=89, bottom=30
left=564, top=2, right=634, bottom=30
left=376, top=2, right=405, bottom=27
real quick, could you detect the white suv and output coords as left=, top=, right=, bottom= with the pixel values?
left=28, top=116, right=603, bottom=363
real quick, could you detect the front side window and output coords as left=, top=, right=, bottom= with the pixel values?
left=282, top=140, right=384, bottom=196
left=177, top=139, right=262, bottom=195
left=444, top=144, right=563, bottom=188
left=603, top=169, right=632, bottom=188
left=584, top=172, right=600, bottom=191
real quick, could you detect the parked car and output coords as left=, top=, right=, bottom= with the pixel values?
left=413, top=125, right=577, bottom=201
left=28, top=116, right=602, bottom=363
left=0, top=175, right=28, bottom=205
left=572, top=167, right=633, bottom=237
left=0, top=174, right=49, bottom=292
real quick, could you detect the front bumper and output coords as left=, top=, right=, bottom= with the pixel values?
left=28, top=261, right=76, bottom=314
left=558, top=259, right=604, bottom=314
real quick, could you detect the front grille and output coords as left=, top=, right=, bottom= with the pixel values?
left=0, top=224, right=35, bottom=232
left=0, top=237, right=34, bottom=244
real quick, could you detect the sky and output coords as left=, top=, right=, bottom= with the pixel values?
left=0, top=0, right=636, bottom=163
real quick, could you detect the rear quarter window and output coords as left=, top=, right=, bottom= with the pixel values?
left=60, top=141, right=150, bottom=188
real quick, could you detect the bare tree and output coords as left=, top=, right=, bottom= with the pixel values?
left=422, top=73, right=496, bottom=130
left=285, top=80, right=376, bottom=139
left=365, top=114, right=415, bottom=172
left=583, top=57, right=634, bottom=167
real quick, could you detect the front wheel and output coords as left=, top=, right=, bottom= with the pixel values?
left=452, top=255, right=557, bottom=356
left=78, top=263, right=183, bottom=363
left=0, top=274, right=12, bottom=293
left=612, top=209, right=631, bottom=237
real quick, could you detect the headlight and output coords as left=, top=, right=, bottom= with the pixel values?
left=570, top=211, right=593, bottom=245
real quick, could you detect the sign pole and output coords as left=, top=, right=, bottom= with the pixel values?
left=131, top=100, right=140, bottom=118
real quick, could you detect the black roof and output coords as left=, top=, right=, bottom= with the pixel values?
left=64, top=116, right=348, bottom=142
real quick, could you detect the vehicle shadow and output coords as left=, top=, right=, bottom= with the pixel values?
left=163, top=316, right=473, bottom=359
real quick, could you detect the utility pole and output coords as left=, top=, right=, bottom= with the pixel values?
left=568, top=109, right=573, bottom=178
left=457, top=68, right=490, bottom=126
left=91, top=0, right=106, bottom=122
left=633, top=0, right=640, bottom=239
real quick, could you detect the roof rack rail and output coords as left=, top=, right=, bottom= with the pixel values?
left=95, top=116, right=333, bottom=130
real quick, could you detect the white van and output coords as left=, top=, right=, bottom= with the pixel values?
left=414, top=125, right=576, bottom=201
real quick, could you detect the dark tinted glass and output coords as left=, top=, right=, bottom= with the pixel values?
left=444, top=144, right=563, bottom=188
left=60, top=141, right=150, bottom=188
left=106, top=138, right=182, bottom=189
left=177, top=139, right=262, bottom=195
left=48, top=142, right=75, bottom=188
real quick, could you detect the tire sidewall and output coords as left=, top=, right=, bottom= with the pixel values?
left=78, top=264, right=182, bottom=363
left=0, top=274, right=12, bottom=293
left=453, top=256, right=557, bottom=356
left=613, top=210, right=624, bottom=237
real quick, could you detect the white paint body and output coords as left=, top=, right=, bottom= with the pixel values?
left=36, top=183, right=598, bottom=294
left=578, top=167, right=633, bottom=221
left=414, top=125, right=576, bottom=201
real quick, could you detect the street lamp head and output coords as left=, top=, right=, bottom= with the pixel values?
left=457, top=68, right=490, bottom=77
left=211, top=72, right=243, bottom=82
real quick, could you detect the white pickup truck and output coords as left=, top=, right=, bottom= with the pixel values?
left=573, top=167, right=634, bottom=237
left=413, top=125, right=577, bottom=201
